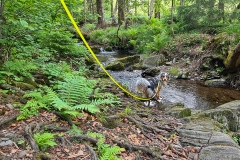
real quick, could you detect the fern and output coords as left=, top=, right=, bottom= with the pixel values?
left=34, top=132, right=57, bottom=151
left=87, top=131, right=122, bottom=160
left=17, top=89, right=51, bottom=120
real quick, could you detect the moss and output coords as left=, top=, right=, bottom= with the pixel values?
left=179, top=108, right=191, bottom=118
left=105, top=61, right=124, bottom=71
left=13, top=81, right=35, bottom=90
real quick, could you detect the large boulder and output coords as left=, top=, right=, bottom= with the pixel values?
left=105, top=55, right=140, bottom=71
left=105, top=61, right=124, bottom=71
left=142, top=54, right=165, bottom=68
left=199, top=100, right=240, bottom=132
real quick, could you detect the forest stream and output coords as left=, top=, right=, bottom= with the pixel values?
left=96, top=49, right=240, bottom=110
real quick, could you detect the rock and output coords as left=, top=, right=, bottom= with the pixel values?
left=18, top=150, right=28, bottom=158
left=105, top=61, right=125, bottom=71
left=179, top=108, right=191, bottom=118
left=168, top=67, right=181, bottom=78
left=0, top=138, right=13, bottom=146
left=166, top=105, right=191, bottom=118
left=118, top=55, right=140, bottom=66
left=199, top=100, right=240, bottom=132
left=177, top=129, right=212, bottom=146
left=106, top=55, right=140, bottom=71
left=141, top=67, right=161, bottom=77
left=199, top=146, right=240, bottom=160
left=204, top=78, right=226, bottom=86
left=209, top=132, right=239, bottom=148
left=142, top=54, right=165, bottom=68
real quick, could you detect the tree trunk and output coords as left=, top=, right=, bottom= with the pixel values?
left=0, top=0, right=5, bottom=62
left=224, top=41, right=240, bottom=70
left=171, top=0, right=175, bottom=38
left=111, top=0, right=117, bottom=24
left=149, top=0, right=154, bottom=19
left=96, top=0, right=105, bottom=27
left=180, top=0, right=184, bottom=6
left=154, top=0, right=161, bottom=19
left=118, top=0, right=125, bottom=25
left=84, top=0, right=87, bottom=23
left=218, top=0, right=224, bottom=23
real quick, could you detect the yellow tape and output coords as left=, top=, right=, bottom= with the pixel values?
left=60, top=0, right=151, bottom=101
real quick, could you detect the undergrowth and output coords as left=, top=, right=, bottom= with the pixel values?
left=87, top=131, right=123, bottom=160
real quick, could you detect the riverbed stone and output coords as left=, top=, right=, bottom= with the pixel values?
left=105, top=61, right=125, bottom=71
left=204, top=78, right=226, bottom=87
left=198, top=146, right=240, bottom=160
left=142, top=54, right=165, bottom=68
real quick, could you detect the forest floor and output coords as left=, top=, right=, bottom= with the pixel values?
left=0, top=77, right=200, bottom=160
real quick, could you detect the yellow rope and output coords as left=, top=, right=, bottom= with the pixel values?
left=60, top=0, right=151, bottom=101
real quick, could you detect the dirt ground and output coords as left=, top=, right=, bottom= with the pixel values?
left=0, top=79, right=200, bottom=160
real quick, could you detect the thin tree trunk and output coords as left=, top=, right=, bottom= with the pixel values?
left=180, top=0, right=184, bottom=6
left=0, top=0, right=5, bottom=62
left=96, top=0, right=105, bottom=27
left=149, top=0, right=154, bottom=19
left=171, top=0, right=175, bottom=37
left=218, top=0, right=224, bottom=23
left=84, top=0, right=87, bottom=23
left=118, top=0, right=125, bottom=25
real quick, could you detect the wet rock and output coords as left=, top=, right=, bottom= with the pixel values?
left=106, top=55, right=140, bottom=71
left=168, top=67, right=189, bottom=79
left=204, top=78, right=226, bottom=87
left=199, top=146, right=240, bottom=160
left=105, top=61, right=125, bottom=71
left=141, top=67, right=161, bottom=77
left=142, top=54, right=165, bottom=68
left=117, top=55, right=140, bottom=66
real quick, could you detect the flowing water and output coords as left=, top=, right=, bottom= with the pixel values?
left=95, top=48, right=240, bottom=110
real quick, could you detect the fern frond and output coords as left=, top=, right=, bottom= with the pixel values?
left=73, top=104, right=100, bottom=113
left=57, top=75, right=96, bottom=105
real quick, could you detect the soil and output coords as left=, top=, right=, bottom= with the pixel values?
left=0, top=79, right=199, bottom=160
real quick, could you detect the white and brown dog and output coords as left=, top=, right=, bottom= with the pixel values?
left=136, top=72, right=169, bottom=106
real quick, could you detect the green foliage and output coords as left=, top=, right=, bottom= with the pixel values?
left=37, top=29, right=85, bottom=57
left=168, top=67, right=181, bottom=77
left=82, top=23, right=96, bottom=32
left=67, top=124, right=83, bottom=135
left=34, top=132, right=57, bottom=151
left=4, top=60, right=37, bottom=78
left=17, top=88, right=51, bottom=120
left=87, top=131, right=122, bottom=160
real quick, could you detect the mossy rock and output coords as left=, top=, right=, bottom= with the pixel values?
left=105, top=46, right=112, bottom=51
left=105, top=61, right=124, bottom=71
left=179, top=108, right=191, bottom=118
left=142, top=54, right=165, bottom=68
left=13, top=81, right=36, bottom=90
left=117, top=55, right=140, bottom=66
left=84, top=54, right=95, bottom=65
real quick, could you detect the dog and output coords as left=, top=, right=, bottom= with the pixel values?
left=136, top=72, right=169, bottom=106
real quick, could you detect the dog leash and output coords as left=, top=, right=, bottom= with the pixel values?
left=60, top=0, right=152, bottom=101
left=150, top=81, right=161, bottom=100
